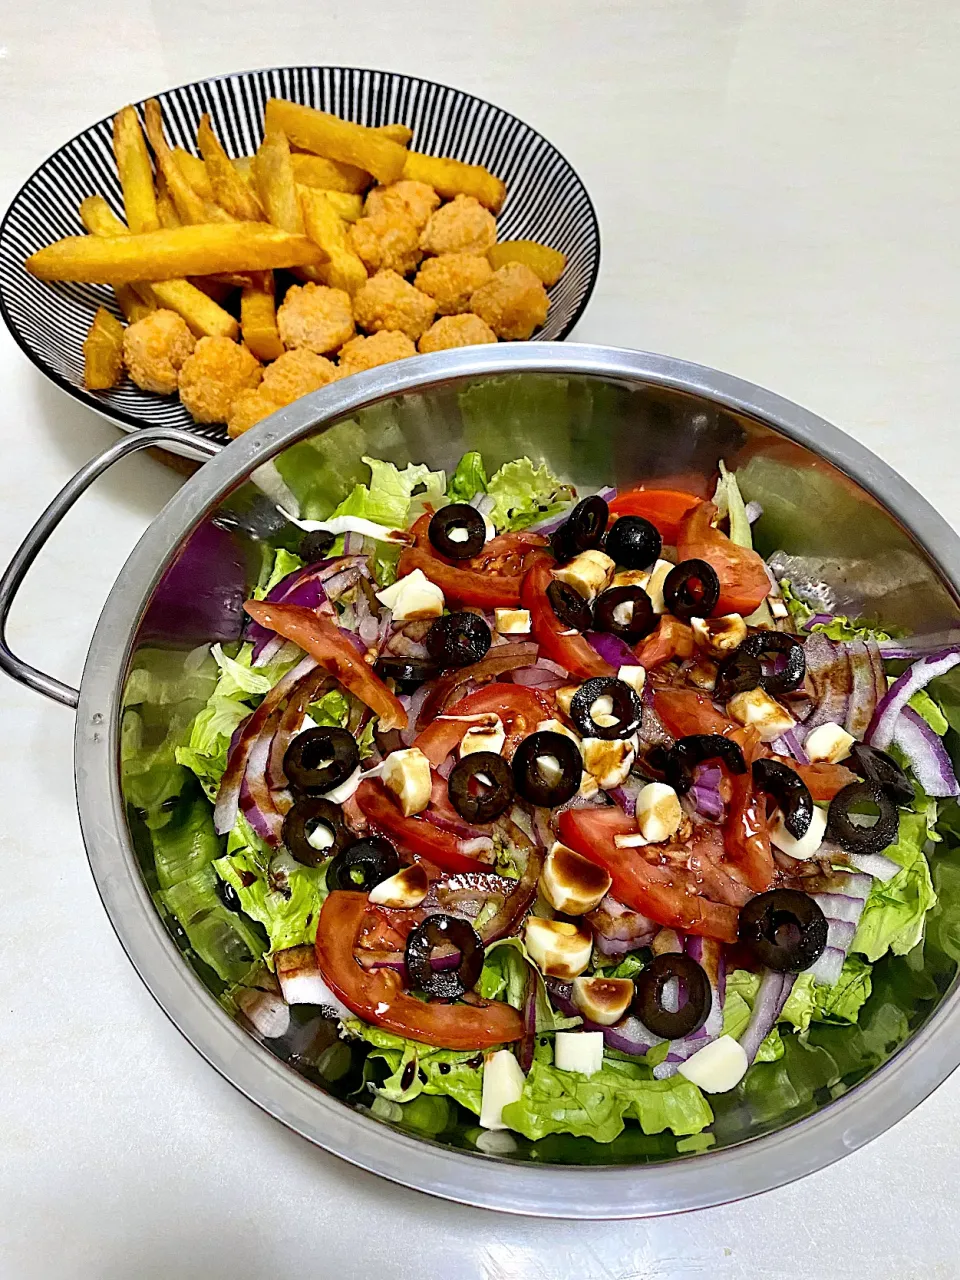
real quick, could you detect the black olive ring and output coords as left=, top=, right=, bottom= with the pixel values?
left=593, top=585, right=657, bottom=643
left=283, top=797, right=352, bottom=868
left=827, top=780, right=900, bottom=854
left=448, top=751, right=515, bottom=823
left=666, top=733, right=746, bottom=795
left=738, top=889, right=828, bottom=973
left=570, top=676, right=643, bottom=741
left=284, top=726, right=359, bottom=795
left=428, top=503, right=487, bottom=560
left=512, top=730, right=583, bottom=807
left=848, top=742, right=914, bottom=806
left=752, top=758, right=814, bottom=839
left=663, top=558, right=721, bottom=622
left=425, top=611, right=492, bottom=669
left=633, top=953, right=712, bottom=1040
left=715, top=650, right=764, bottom=700
left=326, top=835, right=401, bottom=892
left=299, top=529, right=335, bottom=562
left=741, top=631, right=806, bottom=696
left=405, top=914, right=485, bottom=999
left=605, top=515, right=662, bottom=572
left=374, top=656, right=440, bottom=694
left=546, top=579, right=593, bottom=633
left=551, top=495, right=609, bottom=564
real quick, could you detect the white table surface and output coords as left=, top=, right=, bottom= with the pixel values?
left=2, top=2, right=959, bottom=1276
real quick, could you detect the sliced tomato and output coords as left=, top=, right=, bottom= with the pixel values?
left=521, top=559, right=615, bottom=680
left=413, top=682, right=554, bottom=766
left=354, top=778, right=491, bottom=874
left=243, top=600, right=407, bottom=732
left=316, top=891, right=523, bottom=1049
left=779, top=758, right=858, bottom=802
left=676, top=501, right=770, bottom=616
left=653, top=688, right=738, bottom=738
left=609, top=488, right=701, bottom=543
left=723, top=729, right=774, bottom=892
left=399, top=515, right=549, bottom=607
left=557, top=807, right=740, bottom=943
left=633, top=616, right=695, bottom=668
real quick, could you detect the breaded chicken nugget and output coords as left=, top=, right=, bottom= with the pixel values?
left=363, top=180, right=440, bottom=230
left=418, top=313, right=498, bottom=353
left=227, top=388, right=280, bottom=439
left=469, top=262, right=549, bottom=340
left=414, top=252, right=493, bottom=315
left=353, top=270, right=436, bottom=341
left=420, top=194, right=496, bottom=257
left=337, top=330, right=416, bottom=377
left=122, top=309, right=195, bottom=394
left=262, top=348, right=338, bottom=405
left=348, top=210, right=422, bottom=276
left=277, top=282, right=355, bottom=355
left=178, top=336, right=262, bottom=424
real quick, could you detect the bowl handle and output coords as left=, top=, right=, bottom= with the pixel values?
left=0, top=429, right=219, bottom=708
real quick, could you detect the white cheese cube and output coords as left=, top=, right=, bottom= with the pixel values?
left=613, top=830, right=649, bottom=848
left=535, top=718, right=583, bottom=750
left=381, top=747, right=432, bottom=815
left=617, top=665, right=646, bottom=696
left=479, top=1049, right=526, bottom=1130
left=582, top=736, right=637, bottom=790
left=770, top=804, right=828, bottom=860
left=644, top=559, right=674, bottom=614
left=553, top=550, right=615, bottom=601
left=375, top=568, right=444, bottom=620
left=611, top=568, right=651, bottom=590
left=540, top=841, right=612, bottom=915
left=460, top=715, right=506, bottom=757
left=770, top=596, right=790, bottom=619
left=554, top=1030, right=604, bottom=1077
left=726, top=688, right=797, bottom=742
left=523, top=917, right=593, bottom=979
left=322, top=764, right=362, bottom=805
left=494, top=608, right=531, bottom=635
left=636, top=782, right=683, bottom=844
left=577, top=771, right=600, bottom=799
left=678, top=1035, right=748, bottom=1093
left=690, top=613, right=747, bottom=657
left=804, top=722, right=855, bottom=764
left=571, top=976, right=634, bottom=1026
left=367, top=863, right=429, bottom=908
left=555, top=685, right=580, bottom=717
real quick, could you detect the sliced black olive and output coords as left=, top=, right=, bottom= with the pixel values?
left=741, top=631, right=806, bottom=695
left=326, top=835, right=400, bottom=892
left=752, top=758, right=813, bottom=839
left=716, top=650, right=763, bottom=700
left=298, top=529, right=335, bottom=562
left=284, top=727, right=359, bottom=795
left=425, top=611, right=491, bottom=668
left=374, top=656, right=440, bottom=694
left=512, top=730, right=582, bottom=807
left=663, top=559, right=721, bottom=622
left=848, top=742, right=914, bottom=806
left=570, top=676, right=642, bottom=740
left=448, top=751, right=515, bottom=823
left=428, top=503, right=486, bottom=560
left=546, top=579, right=592, bottom=633
left=551, top=495, right=609, bottom=564
left=633, top=953, right=711, bottom=1039
left=738, top=889, right=828, bottom=972
left=283, top=798, right=352, bottom=867
left=215, top=877, right=242, bottom=913
left=666, top=733, right=746, bottom=795
left=605, top=515, right=662, bottom=571
left=405, top=914, right=485, bottom=999
left=593, top=585, right=657, bottom=643
left=827, top=780, right=899, bottom=854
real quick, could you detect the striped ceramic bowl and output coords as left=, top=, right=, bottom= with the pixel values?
left=0, top=67, right=601, bottom=445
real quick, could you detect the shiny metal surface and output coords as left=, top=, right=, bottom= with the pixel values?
left=16, top=343, right=960, bottom=1215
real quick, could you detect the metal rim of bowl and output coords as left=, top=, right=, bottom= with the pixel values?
left=74, top=342, right=960, bottom=1218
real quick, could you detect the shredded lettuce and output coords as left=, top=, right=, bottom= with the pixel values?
left=331, top=456, right=446, bottom=530
left=713, top=460, right=752, bottom=550
left=597, top=953, right=647, bottom=980
left=158, top=863, right=265, bottom=984
left=445, top=451, right=488, bottom=504
left=152, top=789, right=223, bottom=890
left=255, top=547, right=303, bottom=599
left=853, top=811, right=937, bottom=961
left=485, top=457, right=575, bottom=532
left=908, top=689, right=949, bottom=736
left=814, top=956, right=873, bottom=1023
left=345, top=1021, right=483, bottom=1115
left=478, top=937, right=580, bottom=1033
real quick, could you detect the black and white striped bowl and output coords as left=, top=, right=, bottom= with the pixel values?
left=0, top=67, right=600, bottom=446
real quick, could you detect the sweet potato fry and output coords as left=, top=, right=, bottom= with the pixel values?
left=83, top=305, right=125, bottom=390
left=487, top=239, right=566, bottom=287
left=27, top=224, right=324, bottom=284
left=378, top=123, right=413, bottom=147
left=143, top=99, right=209, bottom=226
left=173, top=147, right=214, bottom=200
left=241, top=270, right=284, bottom=361
left=299, top=187, right=367, bottom=295
left=198, top=114, right=265, bottom=221
left=254, top=128, right=304, bottom=233
left=402, top=151, right=505, bottom=213
left=265, top=98, right=406, bottom=185
left=114, top=284, right=155, bottom=323
left=112, top=106, right=159, bottom=233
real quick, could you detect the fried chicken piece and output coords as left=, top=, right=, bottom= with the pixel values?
left=227, top=388, right=280, bottom=439
left=363, top=180, right=440, bottom=230
left=353, top=270, right=436, bottom=341
left=337, top=330, right=416, bottom=378
left=276, top=282, right=355, bottom=356
left=414, top=252, right=493, bottom=316
left=419, top=194, right=497, bottom=257
left=262, top=348, right=338, bottom=404
left=348, top=209, right=422, bottom=276
left=469, top=262, right=549, bottom=340
left=177, top=336, right=262, bottom=424
left=418, top=313, right=498, bottom=353
left=122, top=308, right=195, bottom=394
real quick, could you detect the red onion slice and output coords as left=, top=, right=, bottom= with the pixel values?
left=867, top=648, right=960, bottom=749
left=739, top=970, right=796, bottom=1066
left=891, top=705, right=959, bottom=797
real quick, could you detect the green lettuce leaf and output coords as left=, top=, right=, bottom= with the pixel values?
left=781, top=973, right=818, bottom=1033
left=485, top=457, right=575, bottom=532
left=814, top=955, right=873, bottom=1023
left=331, top=456, right=446, bottom=529
left=812, top=616, right=893, bottom=643
left=908, top=689, right=949, bottom=736
left=123, top=645, right=217, bottom=707
left=500, top=1058, right=713, bottom=1143
left=478, top=937, right=580, bottom=1033
left=255, top=547, right=303, bottom=600
left=599, top=953, right=647, bottom=980
left=852, top=811, right=937, bottom=961
left=713, top=460, right=752, bottom=550
left=159, top=863, right=265, bottom=984
left=309, top=689, right=351, bottom=728
left=152, top=789, right=224, bottom=890
left=720, top=970, right=783, bottom=1060
left=344, top=1020, right=483, bottom=1115
left=445, top=451, right=488, bottom=504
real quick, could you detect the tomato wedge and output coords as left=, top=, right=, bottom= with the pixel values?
left=521, top=560, right=615, bottom=680
left=609, top=488, right=701, bottom=543
left=723, top=730, right=774, bottom=892
left=779, top=759, right=858, bottom=802
left=653, top=688, right=739, bottom=738
left=398, top=515, right=549, bottom=608
left=414, top=682, right=554, bottom=766
left=557, top=808, right=740, bottom=943
left=633, top=616, right=695, bottom=668
left=355, top=778, right=491, bottom=874
left=316, top=891, right=523, bottom=1049
left=244, top=600, right=407, bottom=732
left=676, top=501, right=770, bottom=616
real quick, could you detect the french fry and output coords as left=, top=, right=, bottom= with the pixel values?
left=236, top=152, right=371, bottom=195
left=299, top=187, right=367, bottom=295
left=79, top=195, right=128, bottom=237
left=265, top=98, right=406, bottom=185
left=402, top=151, right=505, bottom=213
left=143, top=99, right=209, bottom=225
left=173, top=147, right=214, bottom=200
left=83, top=306, right=125, bottom=389
left=27, top=223, right=324, bottom=284
left=378, top=123, right=413, bottom=147
left=320, top=190, right=363, bottom=222
left=487, top=240, right=566, bottom=287
left=254, top=128, right=304, bottom=234
left=197, top=114, right=265, bottom=221
left=155, top=172, right=182, bottom=229
left=189, top=276, right=235, bottom=304
left=112, top=106, right=159, bottom=233
left=241, top=270, right=284, bottom=361
left=114, top=284, right=155, bottom=323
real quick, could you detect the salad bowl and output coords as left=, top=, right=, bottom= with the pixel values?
left=3, top=342, right=960, bottom=1217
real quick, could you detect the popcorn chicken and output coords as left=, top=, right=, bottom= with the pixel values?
left=261, top=347, right=338, bottom=404
left=177, top=335, right=262, bottom=423
left=414, top=252, right=493, bottom=315
left=227, top=387, right=279, bottom=438
left=420, top=194, right=497, bottom=257
left=337, top=329, right=417, bottom=377
left=353, top=269, right=436, bottom=340
left=417, top=313, right=498, bottom=353
left=122, top=308, right=195, bottom=394
left=363, top=180, right=440, bottom=230
left=276, top=282, right=355, bottom=355
left=469, top=262, right=549, bottom=340
left=349, top=209, right=422, bottom=275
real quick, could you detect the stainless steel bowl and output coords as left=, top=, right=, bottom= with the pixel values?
left=4, top=343, right=960, bottom=1218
